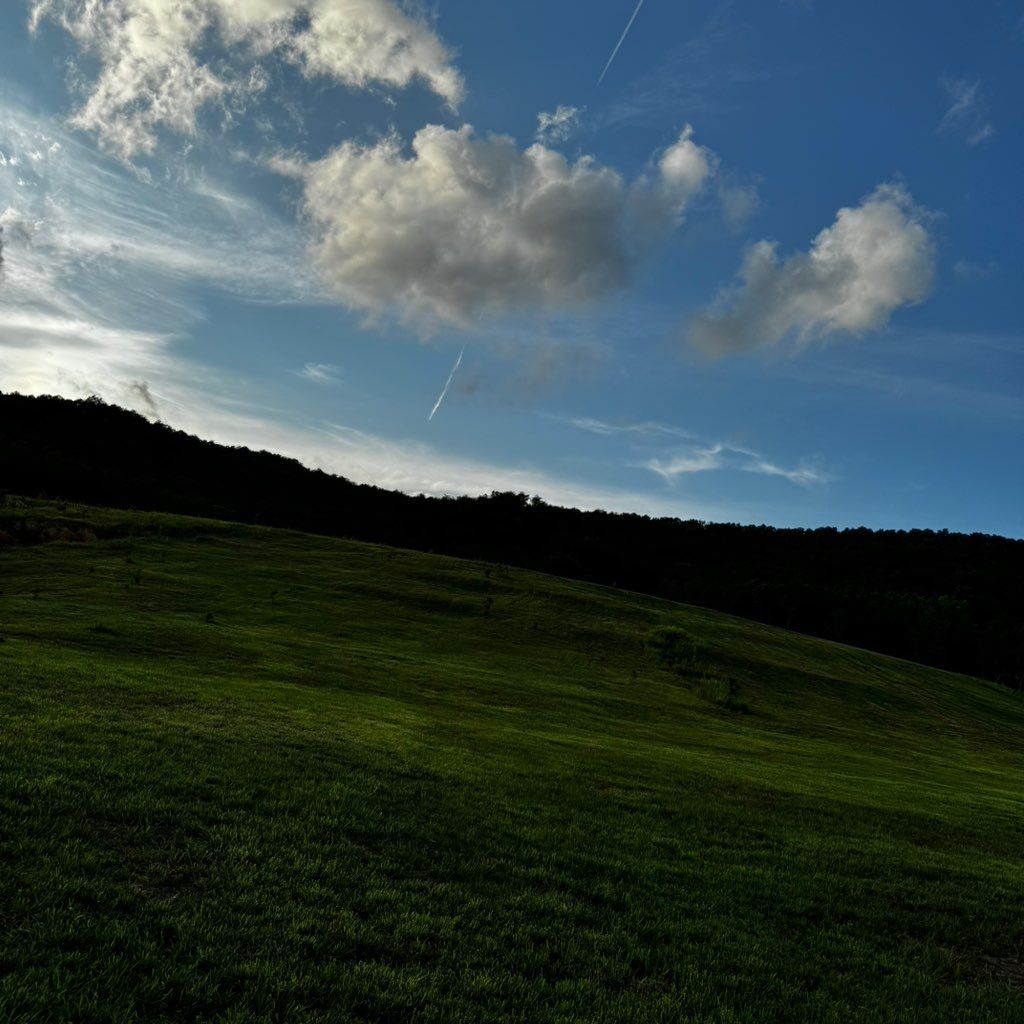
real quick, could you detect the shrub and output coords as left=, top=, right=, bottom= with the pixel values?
left=697, top=674, right=750, bottom=715
left=647, top=627, right=706, bottom=673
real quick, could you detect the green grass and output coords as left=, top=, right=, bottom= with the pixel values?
left=2, top=499, right=1023, bottom=1023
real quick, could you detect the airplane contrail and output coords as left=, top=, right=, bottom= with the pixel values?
left=598, top=0, right=647, bottom=85
left=428, top=346, right=465, bottom=421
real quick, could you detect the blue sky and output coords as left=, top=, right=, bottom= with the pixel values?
left=1, top=0, right=1020, bottom=536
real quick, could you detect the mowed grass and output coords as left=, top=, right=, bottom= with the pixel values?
left=1, top=501, right=1023, bottom=1023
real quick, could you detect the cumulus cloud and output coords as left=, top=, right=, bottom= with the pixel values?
left=937, top=78, right=994, bottom=146
left=536, top=105, right=582, bottom=144
left=296, top=123, right=715, bottom=326
left=690, top=184, right=936, bottom=354
left=30, top=0, right=464, bottom=160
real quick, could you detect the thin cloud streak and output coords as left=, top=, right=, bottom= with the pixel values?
left=429, top=346, right=465, bottom=421
left=937, top=78, right=994, bottom=145
left=560, top=416, right=831, bottom=489
left=600, top=4, right=778, bottom=129
left=298, top=363, right=342, bottom=385
left=562, top=415, right=695, bottom=441
left=598, top=0, right=647, bottom=84
left=645, top=443, right=830, bottom=488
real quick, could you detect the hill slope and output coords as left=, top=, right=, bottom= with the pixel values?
left=2, top=501, right=1023, bottom=1022
left=2, top=391, right=1022, bottom=687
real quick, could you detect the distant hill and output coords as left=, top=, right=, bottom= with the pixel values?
left=1, top=390, right=1021, bottom=687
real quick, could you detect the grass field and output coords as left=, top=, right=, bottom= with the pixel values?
left=2, top=500, right=1023, bottom=1023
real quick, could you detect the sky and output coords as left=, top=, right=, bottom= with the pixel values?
left=0, top=0, right=1021, bottom=537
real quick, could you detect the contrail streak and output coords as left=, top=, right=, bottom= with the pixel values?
left=598, top=0, right=646, bottom=84
left=428, top=346, right=465, bottom=421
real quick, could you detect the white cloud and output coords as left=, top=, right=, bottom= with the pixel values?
left=0, top=102, right=315, bottom=318
left=0, top=309, right=179, bottom=419
left=937, top=78, right=994, bottom=146
left=561, top=417, right=828, bottom=488
left=288, top=0, right=463, bottom=104
left=563, top=416, right=695, bottom=441
left=0, top=309, right=727, bottom=519
left=536, top=105, right=582, bottom=144
left=690, top=184, right=936, bottom=354
left=646, top=445, right=724, bottom=479
left=298, top=362, right=341, bottom=384
left=296, top=123, right=715, bottom=327
left=645, top=443, right=829, bottom=488
left=219, top=419, right=720, bottom=516
left=0, top=100, right=317, bottom=425
left=0, top=299, right=728, bottom=516
left=30, top=0, right=464, bottom=160
left=953, top=258, right=998, bottom=282
left=0, top=102, right=726, bottom=522
left=718, top=180, right=760, bottom=230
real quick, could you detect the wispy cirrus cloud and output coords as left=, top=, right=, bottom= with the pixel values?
left=717, top=179, right=761, bottom=231
left=953, top=259, right=999, bottom=282
left=0, top=99, right=316, bottom=421
left=768, top=330, right=1024, bottom=423
left=0, top=102, right=316, bottom=327
left=646, top=443, right=829, bottom=487
left=562, top=415, right=695, bottom=441
left=30, top=0, right=464, bottom=161
left=209, top=415, right=725, bottom=518
left=937, top=78, right=995, bottom=146
left=561, top=416, right=830, bottom=488
left=297, top=362, right=342, bottom=385
left=601, top=4, right=778, bottom=129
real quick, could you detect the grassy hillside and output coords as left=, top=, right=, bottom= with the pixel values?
left=2, top=500, right=1023, bottom=1023
left=4, top=392, right=1022, bottom=689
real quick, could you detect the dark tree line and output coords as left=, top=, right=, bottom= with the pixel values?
left=2, top=392, right=1021, bottom=688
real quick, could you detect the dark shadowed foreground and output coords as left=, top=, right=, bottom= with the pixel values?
left=1, top=501, right=1023, bottom=1022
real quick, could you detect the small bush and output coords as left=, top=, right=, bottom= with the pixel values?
left=647, top=627, right=706, bottom=673
left=697, top=674, right=750, bottom=715
left=647, top=628, right=750, bottom=713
